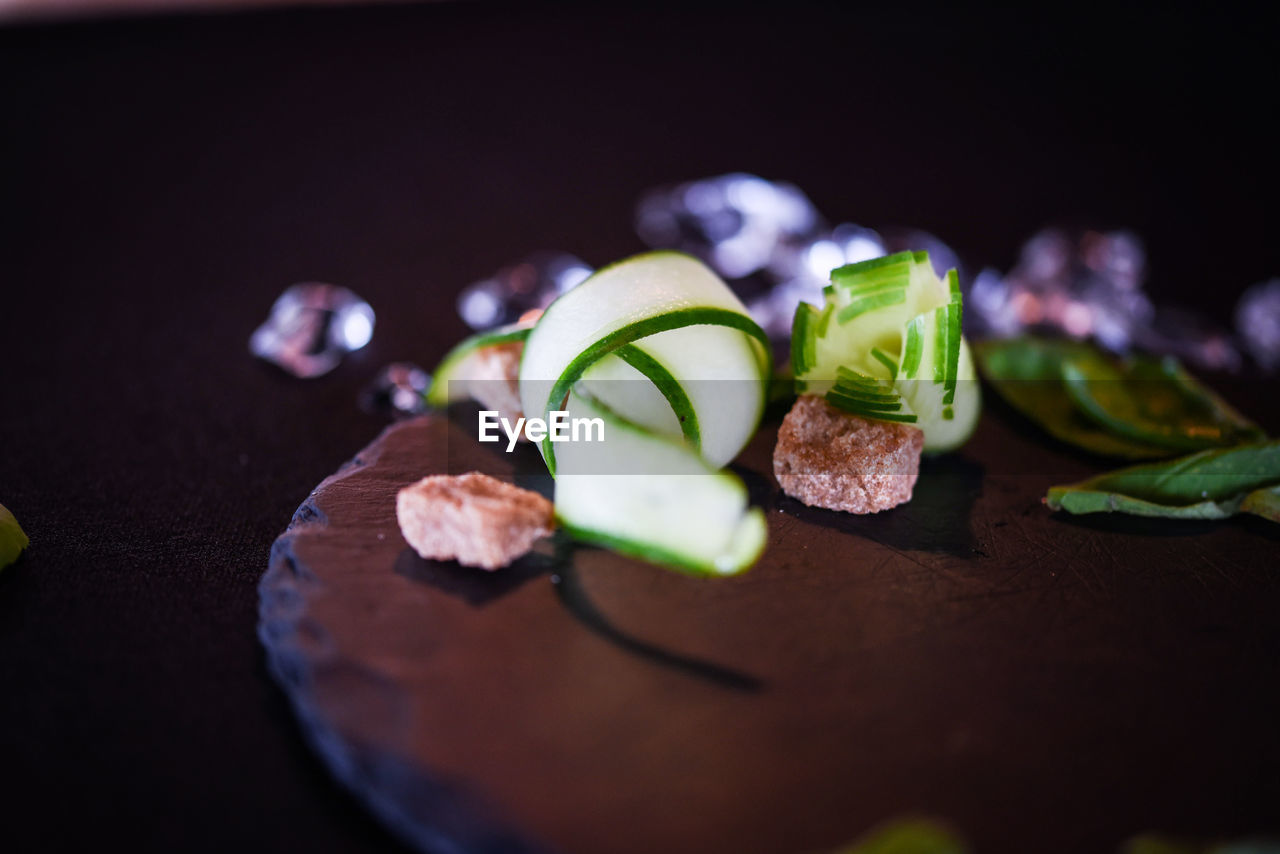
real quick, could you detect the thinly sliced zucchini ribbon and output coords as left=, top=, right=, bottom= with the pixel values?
left=513, top=252, right=773, bottom=574
left=791, top=251, right=980, bottom=453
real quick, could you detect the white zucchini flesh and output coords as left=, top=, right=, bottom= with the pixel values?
left=425, top=322, right=530, bottom=407
left=518, top=251, right=770, bottom=473
left=553, top=390, right=766, bottom=575
left=517, top=251, right=771, bottom=575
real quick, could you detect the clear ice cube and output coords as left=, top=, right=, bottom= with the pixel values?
left=635, top=173, right=822, bottom=280
left=1236, top=278, right=1280, bottom=372
left=457, top=252, right=592, bottom=331
left=250, top=283, right=375, bottom=378
left=359, top=362, right=432, bottom=418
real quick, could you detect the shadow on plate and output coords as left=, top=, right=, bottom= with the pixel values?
left=393, top=546, right=557, bottom=607
left=395, top=536, right=764, bottom=693
left=552, top=559, right=764, bottom=694
left=1049, top=510, right=1239, bottom=539
left=771, top=454, right=985, bottom=557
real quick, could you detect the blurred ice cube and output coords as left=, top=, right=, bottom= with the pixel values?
left=250, top=283, right=375, bottom=378
left=881, top=227, right=964, bottom=282
left=1236, top=278, right=1280, bottom=372
left=748, top=224, right=888, bottom=340
left=992, top=228, right=1153, bottom=351
left=457, top=252, right=592, bottom=331
left=966, top=267, right=1020, bottom=337
left=635, top=173, right=822, bottom=279
left=1136, top=306, right=1242, bottom=373
left=360, top=362, right=432, bottom=418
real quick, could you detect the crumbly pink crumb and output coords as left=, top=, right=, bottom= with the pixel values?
left=773, top=394, right=924, bottom=514
left=396, top=471, right=554, bottom=570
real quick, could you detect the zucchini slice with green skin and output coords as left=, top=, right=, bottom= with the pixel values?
left=516, top=251, right=772, bottom=574
left=792, top=251, right=980, bottom=453
left=553, top=390, right=767, bottom=575
left=425, top=322, right=531, bottom=407
left=519, top=251, right=771, bottom=474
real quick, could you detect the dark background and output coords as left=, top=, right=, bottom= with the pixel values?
left=1, top=2, right=1277, bottom=852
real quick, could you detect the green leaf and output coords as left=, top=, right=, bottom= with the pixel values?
left=974, top=338, right=1173, bottom=460
left=1045, top=440, right=1280, bottom=521
left=1123, top=834, right=1280, bottom=854
left=1, top=502, right=29, bottom=571
left=829, top=818, right=968, bottom=854
left=1060, top=350, right=1263, bottom=452
left=1240, top=484, right=1280, bottom=522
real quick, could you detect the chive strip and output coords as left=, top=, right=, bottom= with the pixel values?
left=836, top=274, right=910, bottom=295
left=830, top=251, right=916, bottom=283
left=832, top=380, right=899, bottom=401
left=830, top=387, right=902, bottom=405
left=941, top=269, right=963, bottom=404
left=943, top=301, right=962, bottom=404
left=816, top=303, right=834, bottom=337
left=835, top=366, right=892, bottom=389
left=930, top=305, right=951, bottom=383
left=790, top=303, right=818, bottom=375
left=870, top=346, right=899, bottom=379
left=833, top=266, right=911, bottom=294
left=826, top=393, right=904, bottom=412
left=836, top=289, right=906, bottom=324
left=901, top=315, right=924, bottom=378
left=825, top=392, right=919, bottom=422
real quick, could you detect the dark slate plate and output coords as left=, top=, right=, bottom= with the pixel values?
left=259, top=408, right=1280, bottom=854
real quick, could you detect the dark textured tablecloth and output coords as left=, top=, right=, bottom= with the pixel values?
left=1, top=3, right=1277, bottom=852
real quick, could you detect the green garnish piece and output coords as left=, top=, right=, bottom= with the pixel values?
left=425, top=322, right=532, bottom=407
left=870, top=346, right=899, bottom=379
left=827, top=369, right=916, bottom=420
left=836, top=288, right=907, bottom=324
left=1, top=502, right=29, bottom=571
left=518, top=251, right=772, bottom=575
left=830, top=817, right=969, bottom=854
left=1240, top=484, right=1280, bottom=523
left=1045, top=440, right=1280, bottom=521
left=791, top=302, right=821, bottom=375
left=1123, top=833, right=1280, bottom=854
left=901, top=315, right=925, bottom=379
left=975, top=337, right=1264, bottom=460
left=830, top=251, right=915, bottom=286
left=791, top=250, right=980, bottom=453
left=942, top=271, right=962, bottom=403
left=1061, top=351, right=1263, bottom=452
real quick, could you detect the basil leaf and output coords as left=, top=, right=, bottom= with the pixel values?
left=1046, top=441, right=1280, bottom=520
left=973, top=338, right=1171, bottom=459
left=1124, top=835, right=1280, bottom=854
left=1061, top=350, right=1263, bottom=452
left=832, top=818, right=968, bottom=854
left=1, top=502, right=29, bottom=571
left=975, top=338, right=1264, bottom=460
left=1240, top=484, right=1280, bottom=522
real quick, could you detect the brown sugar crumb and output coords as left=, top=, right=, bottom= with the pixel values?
left=396, top=472, right=554, bottom=570
left=467, top=341, right=525, bottom=428
left=773, top=394, right=924, bottom=514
